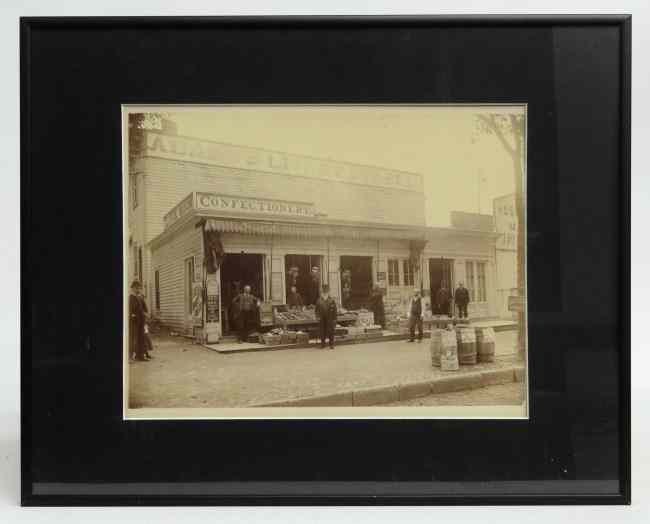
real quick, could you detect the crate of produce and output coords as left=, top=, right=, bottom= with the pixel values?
left=262, top=334, right=281, bottom=345
left=334, top=327, right=348, bottom=336
left=356, top=310, right=375, bottom=327
left=346, top=326, right=364, bottom=336
left=285, top=331, right=298, bottom=343
left=295, top=332, right=309, bottom=344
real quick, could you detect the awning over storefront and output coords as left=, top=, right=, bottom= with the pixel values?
left=201, top=218, right=426, bottom=241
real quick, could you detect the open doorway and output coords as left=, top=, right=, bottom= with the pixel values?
left=285, top=254, right=322, bottom=306
left=429, top=258, right=454, bottom=314
left=220, top=253, right=264, bottom=335
left=340, top=256, right=373, bottom=310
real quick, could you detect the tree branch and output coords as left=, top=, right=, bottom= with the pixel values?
left=477, top=114, right=515, bottom=157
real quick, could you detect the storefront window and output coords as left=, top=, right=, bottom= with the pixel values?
left=388, top=259, right=399, bottom=286
left=403, top=260, right=415, bottom=287
left=465, top=261, right=487, bottom=302
left=465, top=261, right=475, bottom=302
left=476, top=261, right=487, bottom=302
left=154, top=270, right=160, bottom=310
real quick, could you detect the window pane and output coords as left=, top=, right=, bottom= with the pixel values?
left=388, top=259, right=399, bottom=286
left=403, top=260, right=414, bottom=286
left=465, top=261, right=475, bottom=302
left=477, top=262, right=486, bottom=302
left=155, top=270, right=160, bottom=310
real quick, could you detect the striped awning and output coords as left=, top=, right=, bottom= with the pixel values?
left=203, top=218, right=426, bottom=241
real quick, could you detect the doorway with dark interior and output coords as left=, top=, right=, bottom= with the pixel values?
left=285, top=254, right=322, bottom=306
left=429, top=258, right=454, bottom=315
left=340, top=256, right=373, bottom=310
left=220, top=253, right=264, bottom=336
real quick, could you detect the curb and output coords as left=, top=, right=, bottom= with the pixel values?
left=255, top=364, right=525, bottom=407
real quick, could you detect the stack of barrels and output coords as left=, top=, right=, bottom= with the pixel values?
left=475, top=327, right=496, bottom=363
left=430, top=325, right=496, bottom=370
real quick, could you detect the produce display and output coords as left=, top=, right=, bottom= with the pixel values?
left=274, top=309, right=317, bottom=323
left=274, top=306, right=358, bottom=325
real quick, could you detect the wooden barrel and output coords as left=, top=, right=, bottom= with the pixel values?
left=456, top=326, right=477, bottom=365
left=440, top=330, right=459, bottom=371
left=475, top=327, right=496, bottom=363
left=429, top=329, right=443, bottom=367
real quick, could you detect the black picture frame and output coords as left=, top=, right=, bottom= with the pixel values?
left=20, top=15, right=631, bottom=506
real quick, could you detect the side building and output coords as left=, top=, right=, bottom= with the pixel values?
left=493, top=193, right=519, bottom=319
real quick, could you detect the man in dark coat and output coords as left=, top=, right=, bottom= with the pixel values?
left=369, top=286, right=386, bottom=328
left=436, top=284, right=451, bottom=317
left=406, top=288, right=424, bottom=343
left=129, top=280, right=149, bottom=361
left=315, top=284, right=338, bottom=349
left=454, top=281, right=470, bottom=319
left=232, top=285, right=260, bottom=343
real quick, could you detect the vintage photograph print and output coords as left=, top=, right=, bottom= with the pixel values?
left=123, top=105, right=528, bottom=419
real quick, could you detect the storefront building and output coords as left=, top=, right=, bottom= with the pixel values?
left=129, top=130, right=499, bottom=338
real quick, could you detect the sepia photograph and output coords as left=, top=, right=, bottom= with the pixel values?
left=123, top=105, right=528, bottom=419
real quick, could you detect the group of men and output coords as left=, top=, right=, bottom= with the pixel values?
left=406, top=282, right=471, bottom=342
left=232, top=281, right=339, bottom=349
left=132, top=275, right=471, bottom=354
left=433, top=282, right=470, bottom=319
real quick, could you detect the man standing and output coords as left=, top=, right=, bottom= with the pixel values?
left=287, top=285, right=304, bottom=309
left=129, top=280, right=149, bottom=361
left=436, top=283, right=451, bottom=317
left=307, top=266, right=321, bottom=306
left=232, top=285, right=260, bottom=343
left=406, top=288, right=424, bottom=343
left=315, top=284, right=337, bottom=349
left=369, top=286, right=386, bottom=328
left=454, top=281, right=470, bottom=319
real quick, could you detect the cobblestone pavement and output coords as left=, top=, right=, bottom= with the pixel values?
left=385, top=382, right=525, bottom=406
left=128, top=331, right=523, bottom=409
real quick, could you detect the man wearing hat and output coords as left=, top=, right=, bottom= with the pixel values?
left=454, top=281, right=470, bottom=319
left=406, top=287, right=424, bottom=343
left=129, top=280, right=149, bottom=361
left=232, top=285, right=261, bottom=343
left=315, top=284, right=338, bottom=349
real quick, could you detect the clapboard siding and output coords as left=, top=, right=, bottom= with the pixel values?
left=142, top=157, right=426, bottom=248
left=152, top=223, right=203, bottom=333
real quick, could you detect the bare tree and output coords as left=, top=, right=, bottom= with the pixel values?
left=474, top=113, right=526, bottom=359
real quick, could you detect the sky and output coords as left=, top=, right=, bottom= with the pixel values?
left=156, top=106, right=523, bottom=227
